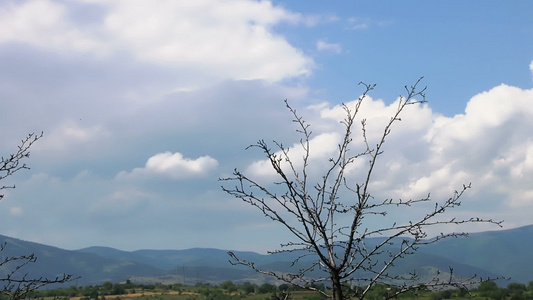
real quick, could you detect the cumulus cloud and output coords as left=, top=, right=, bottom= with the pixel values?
left=316, top=40, right=342, bottom=54
left=118, top=152, right=219, bottom=180
left=423, top=85, right=533, bottom=202
left=395, top=86, right=532, bottom=210
left=0, top=0, right=313, bottom=84
left=102, top=0, right=312, bottom=82
left=0, top=0, right=107, bottom=53
left=320, top=95, right=433, bottom=140
left=246, top=132, right=341, bottom=179
left=243, top=84, right=533, bottom=215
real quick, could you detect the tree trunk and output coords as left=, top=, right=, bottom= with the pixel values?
left=330, top=271, right=344, bottom=300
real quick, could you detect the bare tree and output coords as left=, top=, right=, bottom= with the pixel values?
left=221, top=79, right=502, bottom=300
left=0, top=132, right=75, bottom=300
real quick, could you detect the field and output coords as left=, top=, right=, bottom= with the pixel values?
left=33, top=280, right=532, bottom=300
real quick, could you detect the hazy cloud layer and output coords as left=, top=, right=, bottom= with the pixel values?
left=316, top=40, right=342, bottom=54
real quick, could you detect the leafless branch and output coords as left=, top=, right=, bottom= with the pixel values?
left=0, top=132, right=77, bottom=299
left=0, top=132, right=43, bottom=200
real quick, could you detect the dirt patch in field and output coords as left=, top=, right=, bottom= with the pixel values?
left=70, top=291, right=198, bottom=300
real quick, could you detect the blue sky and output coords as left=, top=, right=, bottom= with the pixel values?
left=0, top=0, right=532, bottom=253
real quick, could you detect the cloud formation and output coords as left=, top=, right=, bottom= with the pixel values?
left=0, top=0, right=313, bottom=86
left=118, top=152, right=219, bottom=180
left=243, top=84, right=533, bottom=229
left=0, top=0, right=531, bottom=252
left=246, top=132, right=342, bottom=178
left=0, top=0, right=107, bottom=53
left=316, top=40, right=342, bottom=54
left=104, top=0, right=312, bottom=81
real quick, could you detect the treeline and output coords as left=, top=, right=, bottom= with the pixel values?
left=470, top=280, right=533, bottom=300
left=28, top=279, right=533, bottom=300
left=29, top=280, right=292, bottom=300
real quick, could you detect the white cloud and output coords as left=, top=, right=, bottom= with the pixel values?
left=320, top=95, right=432, bottom=135
left=242, top=84, right=533, bottom=216
left=0, top=0, right=107, bottom=54
left=102, top=0, right=312, bottom=82
left=246, top=132, right=341, bottom=179
left=316, top=40, right=342, bottom=54
left=394, top=85, right=533, bottom=209
left=0, top=0, right=313, bottom=84
left=118, top=152, right=219, bottom=180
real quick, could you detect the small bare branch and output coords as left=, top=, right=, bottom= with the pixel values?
left=0, top=133, right=77, bottom=299
left=1, top=132, right=43, bottom=200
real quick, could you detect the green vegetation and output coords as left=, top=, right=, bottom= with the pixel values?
left=28, top=280, right=533, bottom=300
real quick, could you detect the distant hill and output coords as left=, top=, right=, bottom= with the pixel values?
left=0, top=236, right=162, bottom=286
left=1, top=224, right=531, bottom=287
left=421, top=225, right=533, bottom=284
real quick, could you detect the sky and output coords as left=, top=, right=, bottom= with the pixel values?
left=0, top=0, right=532, bottom=253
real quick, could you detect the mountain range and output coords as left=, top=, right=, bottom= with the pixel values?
left=0, top=225, right=531, bottom=287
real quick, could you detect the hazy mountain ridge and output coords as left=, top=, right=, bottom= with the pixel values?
left=0, top=237, right=163, bottom=286
left=421, top=225, right=533, bottom=283
left=0, top=225, right=531, bottom=287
